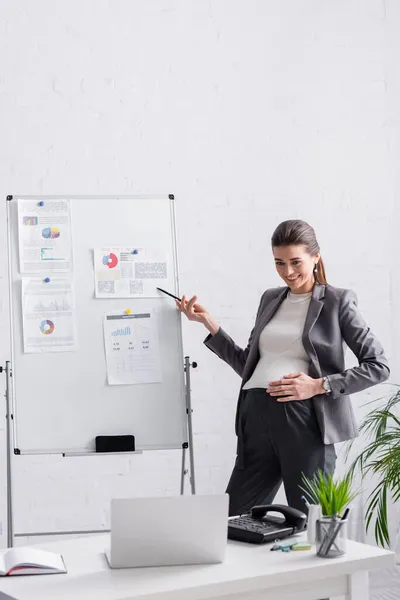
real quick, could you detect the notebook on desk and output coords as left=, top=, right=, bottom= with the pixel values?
left=105, top=494, right=229, bottom=568
left=0, top=547, right=66, bottom=576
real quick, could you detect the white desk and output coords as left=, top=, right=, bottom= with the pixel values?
left=0, top=534, right=394, bottom=600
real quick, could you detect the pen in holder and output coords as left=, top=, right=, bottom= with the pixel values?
left=316, top=516, right=348, bottom=558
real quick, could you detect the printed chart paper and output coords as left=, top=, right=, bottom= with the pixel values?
left=103, top=310, right=162, bottom=385
left=18, top=199, right=73, bottom=273
left=22, top=278, right=77, bottom=353
left=94, top=247, right=169, bottom=298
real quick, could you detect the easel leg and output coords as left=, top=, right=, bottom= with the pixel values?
left=3, top=361, right=14, bottom=547
left=181, top=356, right=196, bottom=495
left=180, top=443, right=187, bottom=495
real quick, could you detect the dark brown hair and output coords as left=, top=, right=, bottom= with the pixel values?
left=271, top=219, right=328, bottom=285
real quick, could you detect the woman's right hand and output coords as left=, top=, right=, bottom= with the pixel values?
left=176, top=295, right=220, bottom=335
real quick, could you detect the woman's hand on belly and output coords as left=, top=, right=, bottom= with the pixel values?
left=267, top=372, right=325, bottom=401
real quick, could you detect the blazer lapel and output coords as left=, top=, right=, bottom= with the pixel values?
left=302, top=284, right=326, bottom=376
left=255, top=287, right=289, bottom=339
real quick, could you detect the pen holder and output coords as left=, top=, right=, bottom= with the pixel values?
left=316, top=516, right=348, bottom=558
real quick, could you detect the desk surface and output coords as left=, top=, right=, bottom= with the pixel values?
left=0, top=534, right=394, bottom=600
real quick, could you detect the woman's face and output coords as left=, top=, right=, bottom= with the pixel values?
left=273, top=244, right=320, bottom=293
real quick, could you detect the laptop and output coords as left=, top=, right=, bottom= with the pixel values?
left=105, top=494, right=229, bottom=568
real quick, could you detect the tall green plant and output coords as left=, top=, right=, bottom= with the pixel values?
left=301, top=470, right=358, bottom=517
left=347, top=386, right=400, bottom=548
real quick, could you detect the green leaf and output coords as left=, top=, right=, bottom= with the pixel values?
left=347, top=389, right=400, bottom=547
left=300, top=470, right=358, bottom=517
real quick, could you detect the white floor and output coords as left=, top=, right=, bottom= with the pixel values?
left=370, top=564, right=400, bottom=600
left=330, top=565, right=400, bottom=600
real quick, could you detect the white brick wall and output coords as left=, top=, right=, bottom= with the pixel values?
left=1, top=0, right=400, bottom=549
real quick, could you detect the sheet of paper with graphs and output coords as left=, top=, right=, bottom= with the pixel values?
left=94, top=247, right=171, bottom=298
left=103, top=310, right=162, bottom=385
left=18, top=199, right=73, bottom=273
left=21, top=278, right=77, bottom=353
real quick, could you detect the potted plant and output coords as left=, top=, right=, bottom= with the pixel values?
left=347, top=385, right=400, bottom=548
left=301, top=470, right=359, bottom=557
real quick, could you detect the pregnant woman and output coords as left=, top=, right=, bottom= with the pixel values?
left=177, top=219, right=389, bottom=516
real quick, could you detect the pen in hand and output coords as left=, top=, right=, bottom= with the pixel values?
left=156, top=287, right=182, bottom=302
left=162, top=289, right=220, bottom=335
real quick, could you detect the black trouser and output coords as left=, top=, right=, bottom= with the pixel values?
left=226, top=388, right=336, bottom=516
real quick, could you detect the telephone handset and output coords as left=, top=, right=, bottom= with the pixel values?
left=251, top=504, right=307, bottom=527
left=228, top=503, right=307, bottom=544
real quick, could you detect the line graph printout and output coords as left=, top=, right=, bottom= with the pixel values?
left=21, top=278, right=77, bottom=353
left=103, top=310, right=162, bottom=385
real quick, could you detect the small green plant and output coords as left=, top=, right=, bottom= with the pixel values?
left=301, top=470, right=359, bottom=517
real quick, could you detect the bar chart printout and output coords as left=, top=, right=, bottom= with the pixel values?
left=103, top=310, right=162, bottom=385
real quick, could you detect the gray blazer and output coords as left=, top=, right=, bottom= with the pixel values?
left=204, top=284, right=390, bottom=466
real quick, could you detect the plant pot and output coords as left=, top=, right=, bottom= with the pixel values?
left=316, top=516, right=348, bottom=558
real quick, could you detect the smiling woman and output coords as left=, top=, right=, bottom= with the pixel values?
left=177, top=219, right=390, bottom=517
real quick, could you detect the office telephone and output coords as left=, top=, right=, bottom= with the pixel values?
left=228, top=504, right=307, bottom=544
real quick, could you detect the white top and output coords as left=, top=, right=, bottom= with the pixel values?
left=243, top=291, right=312, bottom=390
left=0, top=533, right=394, bottom=600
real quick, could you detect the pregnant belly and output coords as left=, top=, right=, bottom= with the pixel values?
left=262, top=356, right=310, bottom=383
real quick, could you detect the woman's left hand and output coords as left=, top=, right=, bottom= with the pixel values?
left=267, top=372, right=325, bottom=401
